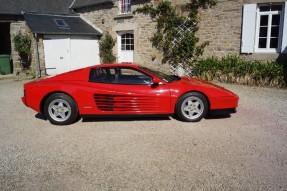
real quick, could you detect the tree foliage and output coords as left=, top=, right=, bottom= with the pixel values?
left=134, top=0, right=216, bottom=65
left=13, top=32, right=31, bottom=69
left=99, top=32, right=117, bottom=63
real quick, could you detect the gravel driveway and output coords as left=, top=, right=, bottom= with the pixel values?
left=0, top=79, right=286, bottom=191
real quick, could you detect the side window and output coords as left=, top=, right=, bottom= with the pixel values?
left=89, top=68, right=111, bottom=83
left=114, top=68, right=152, bottom=85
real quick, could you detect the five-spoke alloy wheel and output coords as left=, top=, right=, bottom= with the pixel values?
left=44, top=93, right=78, bottom=125
left=176, top=92, right=208, bottom=122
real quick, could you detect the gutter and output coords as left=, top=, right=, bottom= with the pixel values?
left=34, top=33, right=41, bottom=78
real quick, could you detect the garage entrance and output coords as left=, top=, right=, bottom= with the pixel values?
left=0, top=23, right=11, bottom=55
left=43, top=35, right=100, bottom=75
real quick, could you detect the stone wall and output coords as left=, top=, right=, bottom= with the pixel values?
left=197, top=0, right=285, bottom=61
left=10, top=21, right=28, bottom=73
left=79, top=0, right=286, bottom=65
left=77, top=0, right=168, bottom=70
left=10, top=21, right=45, bottom=76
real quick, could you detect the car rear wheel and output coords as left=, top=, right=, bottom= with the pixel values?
left=176, top=92, right=208, bottom=122
left=44, top=93, right=78, bottom=125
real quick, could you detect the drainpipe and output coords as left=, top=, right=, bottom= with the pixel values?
left=34, top=33, right=41, bottom=78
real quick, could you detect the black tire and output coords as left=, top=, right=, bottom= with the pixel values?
left=176, top=92, right=208, bottom=122
left=44, top=93, right=79, bottom=125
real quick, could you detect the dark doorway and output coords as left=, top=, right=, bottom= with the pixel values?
left=0, top=23, right=11, bottom=55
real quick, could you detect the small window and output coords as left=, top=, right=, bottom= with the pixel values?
left=53, top=18, right=70, bottom=29
left=120, top=0, right=131, bottom=14
left=121, top=33, right=134, bottom=51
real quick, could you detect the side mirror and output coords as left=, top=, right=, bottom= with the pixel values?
left=153, top=78, right=164, bottom=85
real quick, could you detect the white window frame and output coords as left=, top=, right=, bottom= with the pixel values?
left=254, top=4, right=284, bottom=53
left=119, top=0, right=131, bottom=15
left=241, top=2, right=287, bottom=54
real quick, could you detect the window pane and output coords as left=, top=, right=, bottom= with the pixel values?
left=126, top=38, right=131, bottom=44
left=89, top=68, right=110, bottom=83
left=126, top=45, right=131, bottom=50
left=121, top=44, right=125, bottom=50
left=117, top=68, right=151, bottom=84
left=260, top=15, right=268, bottom=26
left=121, top=38, right=125, bottom=45
left=259, top=27, right=268, bottom=37
left=271, top=5, right=282, bottom=11
left=271, top=26, right=279, bottom=37
left=259, top=38, right=267, bottom=48
left=272, top=15, right=280, bottom=25
left=259, top=6, right=270, bottom=12
left=270, top=38, right=278, bottom=48
left=131, top=45, right=134, bottom=50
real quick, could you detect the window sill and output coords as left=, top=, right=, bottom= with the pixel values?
left=254, top=50, right=280, bottom=54
left=114, top=14, right=133, bottom=19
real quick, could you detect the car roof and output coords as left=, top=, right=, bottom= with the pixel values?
left=93, top=63, right=139, bottom=69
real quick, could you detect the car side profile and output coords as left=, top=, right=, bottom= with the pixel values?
left=22, top=64, right=239, bottom=125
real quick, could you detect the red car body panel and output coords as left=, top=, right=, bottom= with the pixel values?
left=22, top=64, right=239, bottom=116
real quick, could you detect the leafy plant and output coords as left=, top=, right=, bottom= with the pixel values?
left=134, top=0, right=216, bottom=66
left=193, top=55, right=286, bottom=87
left=99, top=32, right=117, bottom=63
left=13, top=32, right=31, bottom=69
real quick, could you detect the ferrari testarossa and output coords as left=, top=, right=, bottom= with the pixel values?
left=22, top=64, right=239, bottom=125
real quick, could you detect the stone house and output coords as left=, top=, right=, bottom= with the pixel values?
left=75, top=0, right=287, bottom=64
left=0, top=0, right=102, bottom=76
left=0, top=0, right=286, bottom=76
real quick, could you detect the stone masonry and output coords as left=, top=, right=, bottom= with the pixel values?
left=6, top=0, right=287, bottom=77
left=79, top=0, right=286, bottom=68
left=78, top=0, right=167, bottom=69
left=197, top=0, right=285, bottom=61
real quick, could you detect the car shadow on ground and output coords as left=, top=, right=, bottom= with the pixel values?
left=205, top=110, right=233, bottom=120
left=35, top=110, right=234, bottom=123
left=82, top=115, right=171, bottom=122
left=35, top=113, right=47, bottom=120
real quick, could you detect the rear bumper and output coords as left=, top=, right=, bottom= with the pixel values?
left=209, top=95, right=239, bottom=110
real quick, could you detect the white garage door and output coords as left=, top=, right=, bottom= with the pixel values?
left=43, top=35, right=100, bottom=75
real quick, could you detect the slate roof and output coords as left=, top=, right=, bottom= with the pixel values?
left=70, top=0, right=115, bottom=9
left=24, top=13, right=102, bottom=36
left=0, top=0, right=74, bottom=15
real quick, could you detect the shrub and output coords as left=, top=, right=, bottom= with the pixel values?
left=13, top=32, right=31, bottom=69
left=99, top=32, right=116, bottom=63
left=193, top=55, right=286, bottom=88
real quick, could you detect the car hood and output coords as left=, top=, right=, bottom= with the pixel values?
left=174, top=77, right=238, bottom=97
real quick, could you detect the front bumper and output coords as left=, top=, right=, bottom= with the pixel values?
left=209, top=95, right=239, bottom=110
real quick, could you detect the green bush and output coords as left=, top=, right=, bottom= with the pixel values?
left=193, top=55, right=286, bottom=88
left=13, top=32, right=31, bottom=69
left=99, top=32, right=116, bottom=63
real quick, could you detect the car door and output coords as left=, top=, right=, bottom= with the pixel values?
left=79, top=67, right=115, bottom=115
left=111, top=67, right=171, bottom=114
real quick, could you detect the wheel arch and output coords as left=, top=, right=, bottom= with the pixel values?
left=174, top=90, right=211, bottom=113
left=40, top=91, right=78, bottom=114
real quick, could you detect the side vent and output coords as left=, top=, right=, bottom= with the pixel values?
left=94, top=94, right=114, bottom=111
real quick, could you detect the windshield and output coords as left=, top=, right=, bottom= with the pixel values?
left=139, top=66, right=181, bottom=83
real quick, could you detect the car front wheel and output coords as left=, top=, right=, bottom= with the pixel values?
left=176, top=92, right=208, bottom=122
left=44, top=93, right=78, bottom=125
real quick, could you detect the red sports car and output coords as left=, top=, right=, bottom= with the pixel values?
left=22, top=64, right=238, bottom=125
